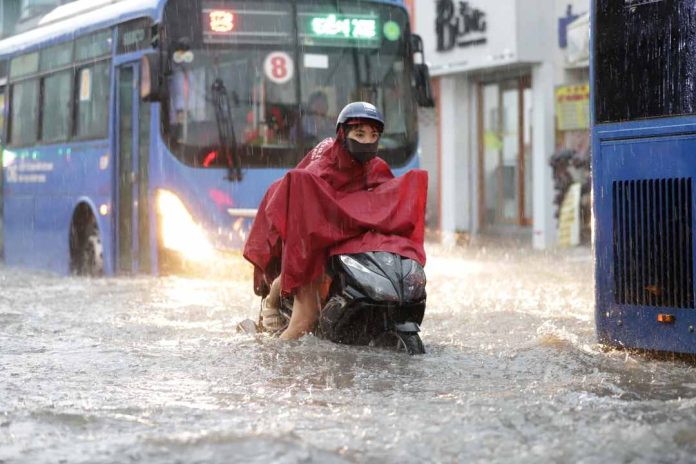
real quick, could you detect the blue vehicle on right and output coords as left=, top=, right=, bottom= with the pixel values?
left=592, top=0, right=696, bottom=353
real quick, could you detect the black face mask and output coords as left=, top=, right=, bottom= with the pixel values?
left=344, top=138, right=379, bottom=163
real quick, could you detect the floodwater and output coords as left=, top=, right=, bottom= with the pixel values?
left=2, top=243, right=696, bottom=464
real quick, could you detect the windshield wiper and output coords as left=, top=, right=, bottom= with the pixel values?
left=211, top=78, right=242, bottom=181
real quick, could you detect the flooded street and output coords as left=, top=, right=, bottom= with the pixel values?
left=2, top=243, right=696, bottom=463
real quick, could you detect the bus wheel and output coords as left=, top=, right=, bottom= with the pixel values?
left=70, top=211, right=104, bottom=276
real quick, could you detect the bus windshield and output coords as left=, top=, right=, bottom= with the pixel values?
left=162, top=0, right=417, bottom=170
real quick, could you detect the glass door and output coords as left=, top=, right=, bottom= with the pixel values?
left=478, top=77, right=532, bottom=228
left=116, top=63, right=150, bottom=273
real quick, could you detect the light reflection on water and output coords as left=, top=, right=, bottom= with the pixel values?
left=1, top=243, right=696, bottom=463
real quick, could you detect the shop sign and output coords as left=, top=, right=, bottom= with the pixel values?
left=435, top=0, right=487, bottom=51
left=416, top=0, right=546, bottom=75
left=555, top=84, right=590, bottom=131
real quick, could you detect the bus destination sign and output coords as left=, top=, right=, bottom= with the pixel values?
left=208, top=10, right=235, bottom=33
left=202, top=7, right=292, bottom=44
left=310, top=14, right=377, bottom=40
left=301, top=13, right=380, bottom=47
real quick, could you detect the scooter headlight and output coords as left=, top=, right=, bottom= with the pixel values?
left=403, top=260, right=426, bottom=302
left=339, top=255, right=399, bottom=302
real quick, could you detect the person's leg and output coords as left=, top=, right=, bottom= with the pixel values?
left=261, top=277, right=285, bottom=332
left=280, top=278, right=322, bottom=340
left=266, top=277, right=281, bottom=309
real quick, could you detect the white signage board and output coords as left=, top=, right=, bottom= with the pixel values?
left=414, top=0, right=551, bottom=76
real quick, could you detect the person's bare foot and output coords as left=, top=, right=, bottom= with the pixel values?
left=278, top=323, right=312, bottom=340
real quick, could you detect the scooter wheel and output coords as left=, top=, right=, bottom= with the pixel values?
left=396, top=331, right=426, bottom=355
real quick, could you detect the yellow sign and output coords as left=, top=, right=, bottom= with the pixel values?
left=555, top=84, right=589, bottom=131
left=79, top=68, right=92, bottom=102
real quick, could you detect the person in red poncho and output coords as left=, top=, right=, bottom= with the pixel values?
left=243, top=102, right=427, bottom=340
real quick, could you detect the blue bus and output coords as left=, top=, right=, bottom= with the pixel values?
left=0, top=0, right=433, bottom=276
left=592, top=0, right=696, bottom=353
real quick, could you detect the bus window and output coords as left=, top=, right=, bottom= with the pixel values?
left=75, top=62, right=110, bottom=139
left=164, top=45, right=299, bottom=168
left=9, top=52, right=38, bottom=79
left=39, top=42, right=73, bottom=71
left=9, top=79, right=39, bottom=146
left=117, top=18, right=152, bottom=54
left=41, top=70, right=72, bottom=142
left=595, top=0, right=696, bottom=122
left=75, top=30, right=112, bottom=62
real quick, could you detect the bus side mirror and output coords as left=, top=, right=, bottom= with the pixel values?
left=413, top=64, right=434, bottom=107
left=140, top=52, right=162, bottom=101
left=410, top=34, right=434, bottom=107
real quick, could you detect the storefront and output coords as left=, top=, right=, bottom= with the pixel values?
left=410, top=0, right=588, bottom=249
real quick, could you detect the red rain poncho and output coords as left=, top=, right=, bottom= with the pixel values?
left=243, top=137, right=428, bottom=296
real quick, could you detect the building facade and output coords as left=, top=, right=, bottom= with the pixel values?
left=0, top=0, right=75, bottom=38
left=409, top=0, right=589, bottom=248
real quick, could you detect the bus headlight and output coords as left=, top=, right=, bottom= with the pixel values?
left=156, top=189, right=214, bottom=261
left=2, top=149, right=16, bottom=168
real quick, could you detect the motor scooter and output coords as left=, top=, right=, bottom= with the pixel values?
left=274, top=251, right=427, bottom=354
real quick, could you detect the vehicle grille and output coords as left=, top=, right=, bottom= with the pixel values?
left=612, top=178, right=694, bottom=308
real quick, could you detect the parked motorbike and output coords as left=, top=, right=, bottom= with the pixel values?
left=256, top=251, right=427, bottom=355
